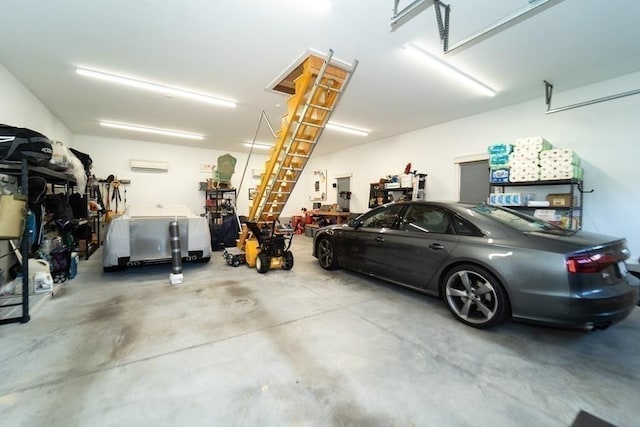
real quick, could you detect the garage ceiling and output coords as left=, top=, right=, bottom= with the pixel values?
left=1, top=0, right=640, bottom=155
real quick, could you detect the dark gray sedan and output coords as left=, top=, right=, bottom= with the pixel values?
left=312, top=201, right=639, bottom=329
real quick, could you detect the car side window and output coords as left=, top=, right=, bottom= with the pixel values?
left=360, top=204, right=404, bottom=229
left=452, top=214, right=483, bottom=237
left=401, top=205, right=451, bottom=234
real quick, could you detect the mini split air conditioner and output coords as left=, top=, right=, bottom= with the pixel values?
left=130, top=159, right=169, bottom=172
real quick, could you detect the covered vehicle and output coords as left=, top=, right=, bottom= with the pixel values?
left=103, top=204, right=211, bottom=271
left=312, top=201, right=639, bottom=330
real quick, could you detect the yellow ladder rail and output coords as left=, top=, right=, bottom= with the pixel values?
left=239, top=49, right=357, bottom=248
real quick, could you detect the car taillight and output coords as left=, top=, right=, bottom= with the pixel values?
left=566, top=253, right=618, bottom=274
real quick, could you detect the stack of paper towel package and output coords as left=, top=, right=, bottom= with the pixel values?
left=487, top=137, right=584, bottom=207
left=488, top=137, right=583, bottom=183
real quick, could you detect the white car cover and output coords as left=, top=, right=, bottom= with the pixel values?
left=103, top=204, right=211, bottom=269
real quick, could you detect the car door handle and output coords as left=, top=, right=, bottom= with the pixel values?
left=375, top=236, right=385, bottom=242
left=429, top=243, right=444, bottom=250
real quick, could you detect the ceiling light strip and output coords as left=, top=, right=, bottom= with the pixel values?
left=77, top=67, right=236, bottom=108
left=243, top=142, right=273, bottom=150
left=403, top=44, right=496, bottom=97
left=325, top=122, right=369, bottom=137
left=100, top=121, right=204, bottom=140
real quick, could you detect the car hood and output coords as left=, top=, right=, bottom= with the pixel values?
left=524, top=230, right=627, bottom=255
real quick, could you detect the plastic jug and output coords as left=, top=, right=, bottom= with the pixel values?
left=69, top=252, right=79, bottom=279
left=33, top=271, right=53, bottom=294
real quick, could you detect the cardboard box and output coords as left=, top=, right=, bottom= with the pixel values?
left=0, top=194, right=27, bottom=239
left=533, top=209, right=561, bottom=222
left=546, top=193, right=574, bottom=208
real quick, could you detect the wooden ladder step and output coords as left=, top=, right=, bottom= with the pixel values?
left=293, top=137, right=316, bottom=144
left=317, top=83, right=342, bottom=92
left=298, top=121, right=323, bottom=128
left=309, top=104, right=333, bottom=112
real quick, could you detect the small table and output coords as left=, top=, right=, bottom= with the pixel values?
left=309, top=210, right=351, bottom=225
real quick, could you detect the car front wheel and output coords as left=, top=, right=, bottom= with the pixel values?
left=317, top=237, right=339, bottom=270
left=443, top=264, right=510, bottom=329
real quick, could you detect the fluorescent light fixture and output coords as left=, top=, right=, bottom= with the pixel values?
left=325, top=122, right=369, bottom=137
left=243, top=142, right=273, bottom=150
left=77, top=67, right=236, bottom=108
left=403, top=43, right=497, bottom=97
left=100, top=121, right=204, bottom=140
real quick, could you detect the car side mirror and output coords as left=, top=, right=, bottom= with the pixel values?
left=349, top=219, right=363, bottom=229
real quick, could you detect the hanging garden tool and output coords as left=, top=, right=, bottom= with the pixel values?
left=103, top=174, right=114, bottom=223
left=111, top=178, right=122, bottom=213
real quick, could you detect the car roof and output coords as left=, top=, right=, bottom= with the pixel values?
left=378, top=200, right=479, bottom=210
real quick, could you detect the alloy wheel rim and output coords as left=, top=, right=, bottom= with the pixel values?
left=445, top=270, right=497, bottom=324
left=319, top=240, right=333, bottom=267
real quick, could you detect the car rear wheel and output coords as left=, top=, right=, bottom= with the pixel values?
left=317, top=237, right=339, bottom=270
left=443, top=264, right=510, bottom=329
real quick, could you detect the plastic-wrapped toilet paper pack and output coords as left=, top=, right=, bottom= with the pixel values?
left=488, top=143, right=513, bottom=155
left=514, top=136, right=552, bottom=153
left=539, top=148, right=580, bottom=165
left=509, top=165, right=540, bottom=182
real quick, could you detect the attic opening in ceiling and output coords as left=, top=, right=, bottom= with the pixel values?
left=263, top=49, right=367, bottom=136
left=266, top=48, right=355, bottom=95
left=391, top=0, right=567, bottom=54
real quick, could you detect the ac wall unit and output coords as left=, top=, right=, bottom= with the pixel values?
left=130, top=159, right=169, bottom=172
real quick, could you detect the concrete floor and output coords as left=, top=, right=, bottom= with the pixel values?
left=0, top=235, right=638, bottom=427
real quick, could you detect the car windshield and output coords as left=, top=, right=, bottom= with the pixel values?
left=470, top=204, right=566, bottom=233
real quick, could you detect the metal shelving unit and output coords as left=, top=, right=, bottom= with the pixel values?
left=0, top=160, right=77, bottom=324
left=491, top=178, right=592, bottom=231
left=0, top=159, right=31, bottom=324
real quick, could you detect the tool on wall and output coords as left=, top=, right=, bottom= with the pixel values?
left=111, top=179, right=121, bottom=213
left=100, top=175, right=131, bottom=222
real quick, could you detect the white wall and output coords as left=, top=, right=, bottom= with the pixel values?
left=286, top=70, right=640, bottom=259
left=71, top=135, right=267, bottom=217
left=0, top=64, right=72, bottom=143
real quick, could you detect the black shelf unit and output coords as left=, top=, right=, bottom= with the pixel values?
left=368, top=183, right=413, bottom=208
left=204, top=188, right=237, bottom=224
left=0, top=160, right=77, bottom=325
left=491, top=179, right=590, bottom=230
left=76, top=213, right=101, bottom=260
left=368, top=174, right=427, bottom=208
left=0, top=160, right=30, bottom=324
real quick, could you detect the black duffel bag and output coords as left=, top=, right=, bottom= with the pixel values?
left=0, top=124, right=53, bottom=166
